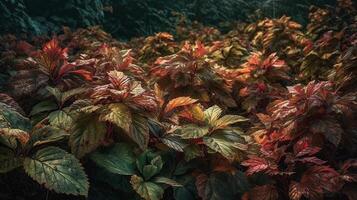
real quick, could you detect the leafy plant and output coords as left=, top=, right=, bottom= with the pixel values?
left=0, top=2, right=356, bottom=200
left=0, top=99, right=89, bottom=196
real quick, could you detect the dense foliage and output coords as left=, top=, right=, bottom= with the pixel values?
left=0, top=1, right=356, bottom=200
left=1, top=0, right=336, bottom=39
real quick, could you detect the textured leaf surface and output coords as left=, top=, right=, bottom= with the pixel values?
left=164, top=97, right=198, bottom=114
left=153, top=177, right=182, bottom=187
left=100, top=103, right=132, bottom=133
left=203, top=134, right=237, bottom=160
left=179, top=125, right=209, bottom=139
left=130, top=175, right=164, bottom=200
left=0, top=128, right=30, bottom=145
left=204, top=105, right=222, bottom=125
left=130, top=114, right=149, bottom=149
left=48, top=110, right=73, bottom=130
left=0, top=102, right=31, bottom=131
left=23, top=147, right=89, bottom=196
left=69, top=115, right=106, bottom=158
left=213, top=115, right=248, bottom=129
left=91, top=143, right=136, bottom=175
left=29, top=100, right=58, bottom=116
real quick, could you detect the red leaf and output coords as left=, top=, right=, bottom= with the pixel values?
left=242, top=156, right=278, bottom=175
left=289, top=165, right=341, bottom=200
left=295, top=157, right=326, bottom=165
left=194, top=41, right=208, bottom=58
left=71, top=69, right=93, bottom=81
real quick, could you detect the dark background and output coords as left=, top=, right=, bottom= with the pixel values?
left=0, top=0, right=336, bottom=40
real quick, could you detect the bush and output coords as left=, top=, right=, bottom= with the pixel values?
left=0, top=1, right=356, bottom=199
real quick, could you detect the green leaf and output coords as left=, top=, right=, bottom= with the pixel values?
left=0, top=147, right=23, bottom=173
left=61, top=87, right=87, bottom=104
left=48, top=110, right=73, bottom=130
left=173, top=176, right=196, bottom=200
left=90, top=143, right=136, bottom=175
left=69, top=114, right=106, bottom=158
left=23, top=147, right=89, bottom=196
left=203, top=134, right=238, bottom=160
left=204, top=105, right=222, bottom=125
left=130, top=114, right=149, bottom=150
left=203, top=172, right=249, bottom=200
left=136, top=151, right=163, bottom=179
left=143, top=165, right=160, bottom=180
left=130, top=175, right=164, bottom=200
left=184, top=145, right=203, bottom=161
left=213, top=115, right=248, bottom=129
left=161, top=135, right=188, bottom=152
left=30, top=126, right=68, bottom=147
left=46, top=86, right=62, bottom=103
left=178, top=125, right=209, bottom=139
left=100, top=103, right=132, bottom=133
left=0, top=102, right=31, bottom=131
left=153, top=177, right=182, bottom=187
left=30, top=100, right=58, bottom=116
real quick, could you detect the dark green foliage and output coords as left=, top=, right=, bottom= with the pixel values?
left=0, top=0, right=337, bottom=39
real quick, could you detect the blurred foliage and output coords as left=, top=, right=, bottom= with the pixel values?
left=0, top=0, right=337, bottom=39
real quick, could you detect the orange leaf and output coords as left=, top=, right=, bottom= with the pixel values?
left=164, top=97, right=198, bottom=114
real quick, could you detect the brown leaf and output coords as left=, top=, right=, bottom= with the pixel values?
left=249, top=185, right=279, bottom=200
left=195, top=173, right=208, bottom=200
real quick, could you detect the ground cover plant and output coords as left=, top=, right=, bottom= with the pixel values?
left=0, top=1, right=356, bottom=199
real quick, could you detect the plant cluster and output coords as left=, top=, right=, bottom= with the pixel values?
left=0, top=1, right=356, bottom=200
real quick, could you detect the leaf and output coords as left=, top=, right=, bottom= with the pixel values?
left=23, top=147, right=89, bottom=196
left=195, top=173, right=208, bottom=200
left=184, top=145, right=203, bottom=161
left=0, top=128, right=30, bottom=145
left=69, top=114, right=106, bottom=158
left=0, top=147, right=23, bottom=173
left=289, top=166, right=340, bottom=200
left=61, top=87, right=87, bottom=104
left=241, top=156, right=278, bottom=175
left=30, top=100, right=58, bottom=116
left=100, top=103, right=132, bottom=133
left=204, top=105, right=222, bottom=125
left=161, top=135, right=188, bottom=152
left=295, top=157, right=326, bottom=165
left=130, top=175, right=164, bottom=200
left=48, top=110, right=73, bottom=130
left=199, top=172, right=250, bottom=200
left=46, top=86, right=62, bottom=101
left=130, top=114, right=149, bottom=150
left=0, top=102, right=31, bottom=131
left=191, top=104, right=205, bottom=121
left=203, top=134, right=237, bottom=160
left=178, top=125, right=209, bottom=139
left=310, top=119, right=343, bottom=146
left=90, top=143, right=136, bottom=175
left=30, top=126, right=68, bottom=147
left=249, top=185, right=278, bottom=200
left=153, top=177, right=182, bottom=187
left=164, top=97, right=198, bottom=114
left=0, top=93, right=25, bottom=114
left=136, top=151, right=163, bottom=179
left=213, top=115, right=248, bottom=129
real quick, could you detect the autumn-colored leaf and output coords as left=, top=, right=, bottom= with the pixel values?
left=164, top=97, right=198, bottom=114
